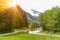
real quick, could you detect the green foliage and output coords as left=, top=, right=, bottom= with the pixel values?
left=38, top=6, right=60, bottom=32
left=0, top=32, right=60, bottom=40
left=0, top=5, right=28, bottom=33
left=28, top=22, right=35, bottom=30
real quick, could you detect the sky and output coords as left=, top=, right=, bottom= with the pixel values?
left=19, top=0, right=60, bottom=16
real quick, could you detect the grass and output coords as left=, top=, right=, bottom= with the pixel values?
left=0, top=32, right=60, bottom=40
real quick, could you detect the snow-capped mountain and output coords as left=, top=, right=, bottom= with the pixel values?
left=30, top=9, right=40, bottom=17
left=31, top=9, right=40, bottom=14
left=24, top=11, right=40, bottom=24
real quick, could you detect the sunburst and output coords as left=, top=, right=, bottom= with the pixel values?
left=9, top=0, right=20, bottom=7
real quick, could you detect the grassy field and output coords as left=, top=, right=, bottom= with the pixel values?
left=0, top=32, right=60, bottom=40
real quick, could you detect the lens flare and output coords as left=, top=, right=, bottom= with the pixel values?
left=10, top=2, right=16, bottom=7
left=9, top=0, right=20, bottom=7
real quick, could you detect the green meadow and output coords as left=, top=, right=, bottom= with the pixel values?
left=0, top=32, right=60, bottom=40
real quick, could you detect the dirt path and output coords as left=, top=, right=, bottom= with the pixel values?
left=0, top=30, right=60, bottom=37
left=36, top=33, right=60, bottom=37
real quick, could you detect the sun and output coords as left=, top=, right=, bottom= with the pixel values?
left=10, top=2, right=17, bottom=7
left=9, top=0, right=19, bottom=7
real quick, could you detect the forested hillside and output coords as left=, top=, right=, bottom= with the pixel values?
left=38, top=6, right=60, bottom=32
left=0, top=3, right=28, bottom=33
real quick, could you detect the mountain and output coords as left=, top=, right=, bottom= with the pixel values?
left=0, top=5, right=28, bottom=28
left=24, top=11, right=39, bottom=25
left=30, top=9, right=40, bottom=17
left=31, top=9, right=40, bottom=14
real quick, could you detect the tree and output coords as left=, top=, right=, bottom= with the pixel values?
left=0, top=4, right=28, bottom=33
left=38, top=6, right=60, bottom=32
left=29, top=22, right=35, bottom=30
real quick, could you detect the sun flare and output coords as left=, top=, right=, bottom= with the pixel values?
left=9, top=0, right=19, bottom=7
left=10, top=2, right=17, bottom=7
